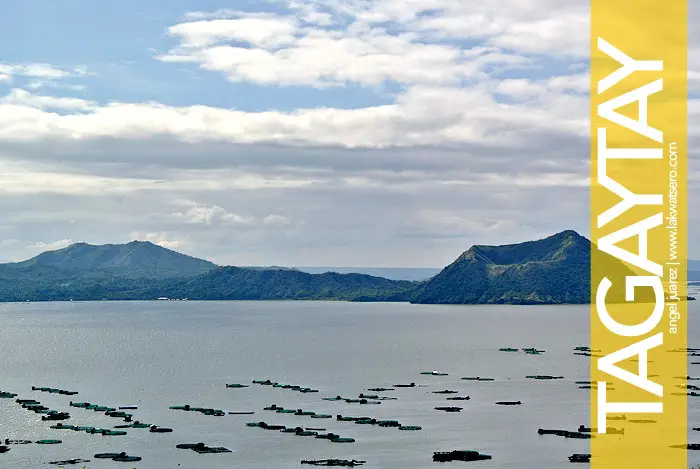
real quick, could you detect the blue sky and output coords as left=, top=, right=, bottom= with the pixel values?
left=1, top=0, right=402, bottom=110
left=0, top=0, right=695, bottom=266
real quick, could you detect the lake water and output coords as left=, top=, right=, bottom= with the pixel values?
left=0, top=300, right=698, bottom=469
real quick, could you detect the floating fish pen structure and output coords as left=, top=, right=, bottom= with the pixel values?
left=32, top=386, right=78, bottom=396
left=669, top=347, right=700, bottom=353
left=263, top=405, right=329, bottom=417
left=495, top=401, right=521, bottom=406
left=246, top=421, right=285, bottom=430
left=49, top=459, right=90, bottom=465
left=94, top=452, right=141, bottom=462
left=106, top=410, right=134, bottom=420
left=15, top=399, right=69, bottom=420
left=281, top=427, right=318, bottom=436
left=537, top=429, right=593, bottom=439
left=4, top=439, right=32, bottom=445
left=344, top=398, right=381, bottom=405
left=577, top=425, right=623, bottom=435
left=301, top=459, right=366, bottom=466
left=434, top=407, right=462, bottom=412
left=334, top=414, right=416, bottom=430
left=670, top=443, right=700, bottom=450
left=42, top=411, right=71, bottom=421
left=149, top=425, right=173, bottom=433
left=573, top=346, right=600, bottom=352
left=394, top=382, right=416, bottom=388
left=461, top=377, right=495, bottom=381
left=70, top=402, right=132, bottom=417
left=114, top=421, right=152, bottom=428
left=169, top=405, right=225, bottom=416
left=50, top=423, right=75, bottom=429
left=247, top=422, right=355, bottom=442
left=526, top=375, right=563, bottom=380
left=88, top=428, right=128, bottom=436
left=433, top=450, right=492, bottom=462
left=177, top=442, right=232, bottom=454
left=329, top=437, right=355, bottom=443
left=16, top=399, right=40, bottom=404
left=50, top=424, right=128, bottom=436
left=252, top=380, right=319, bottom=393
left=253, top=379, right=275, bottom=385
left=446, top=396, right=470, bottom=401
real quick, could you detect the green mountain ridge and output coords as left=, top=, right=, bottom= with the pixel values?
left=149, top=267, right=415, bottom=301
left=411, top=230, right=590, bottom=304
left=0, top=230, right=650, bottom=304
left=410, top=230, right=656, bottom=305
left=14, top=240, right=216, bottom=279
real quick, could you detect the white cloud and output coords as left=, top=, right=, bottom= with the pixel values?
left=161, top=0, right=591, bottom=91
left=0, top=238, right=76, bottom=263
left=0, top=84, right=586, bottom=148
left=0, top=63, right=88, bottom=80
left=495, top=79, right=543, bottom=100
left=1, top=88, right=96, bottom=111
left=168, top=15, right=299, bottom=48
left=1, top=0, right=699, bottom=267
left=129, top=231, right=188, bottom=249
left=32, top=239, right=74, bottom=252
left=489, top=11, right=588, bottom=57
left=0, top=63, right=92, bottom=95
left=171, top=205, right=255, bottom=225
left=159, top=2, right=540, bottom=88
left=263, top=214, right=291, bottom=226
left=26, top=80, right=87, bottom=92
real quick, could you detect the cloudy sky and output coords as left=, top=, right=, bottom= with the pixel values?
left=0, top=0, right=697, bottom=267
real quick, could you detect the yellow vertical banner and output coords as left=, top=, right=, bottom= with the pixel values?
left=591, top=1, right=687, bottom=468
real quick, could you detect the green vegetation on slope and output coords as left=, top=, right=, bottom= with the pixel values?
left=410, top=230, right=639, bottom=305
left=150, top=267, right=415, bottom=301
left=15, top=240, right=216, bottom=279
left=0, top=230, right=644, bottom=304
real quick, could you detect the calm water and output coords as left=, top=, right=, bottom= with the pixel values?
left=0, top=301, right=697, bottom=469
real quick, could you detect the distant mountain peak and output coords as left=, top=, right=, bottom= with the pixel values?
left=126, top=240, right=156, bottom=246
left=413, top=229, right=591, bottom=305
left=17, top=240, right=216, bottom=279
left=458, top=230, right=587, bottom=266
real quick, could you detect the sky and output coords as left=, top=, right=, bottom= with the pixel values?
left=0, top=0, right=698, bottom=267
